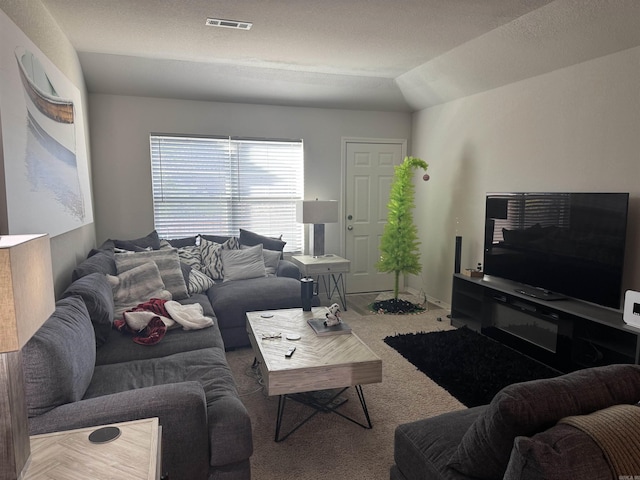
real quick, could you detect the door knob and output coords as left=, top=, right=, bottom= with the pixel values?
left=347, top=214, right=353, bottom=220
left=347, top=225, right=353, bottom=231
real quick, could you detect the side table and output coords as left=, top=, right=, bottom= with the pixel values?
left=291, top=254, right=351, bottom=310
left=22, top=417, right=162, bottom=480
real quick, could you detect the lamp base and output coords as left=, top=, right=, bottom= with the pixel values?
left=0, top=350, right=31, bottom=480
left=310, top=224, right=325, bottom=257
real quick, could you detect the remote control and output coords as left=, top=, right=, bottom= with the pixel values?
left=285, top=347, right=296, bottom=358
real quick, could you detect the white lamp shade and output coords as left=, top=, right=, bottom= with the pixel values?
left=296, top=200, right=339, bottom=224
left=0, top=234, right=55, bottom=353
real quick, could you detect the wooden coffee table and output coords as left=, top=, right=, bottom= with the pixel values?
left=246, top=307, right=382, bottom=441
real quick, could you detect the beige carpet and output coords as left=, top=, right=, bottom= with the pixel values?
left=225, top=301, right=465, bottom=480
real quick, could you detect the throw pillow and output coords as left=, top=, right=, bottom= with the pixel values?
left=200, top=236, right=239, bottom=280
left=177, top=245, right=202, bottom=271
left=239, top=228, right=286, bottom=254
left=22, top=296, right=96, bottom=417
left=114, top=248, right=189, bottom=300
left=448, top=364, right=640, bottom=480
left=61, top=273, right=115, bottom=347
left=107, top=262, right=172, bottom=316
left=188, top=268, right=216, bottom=294
left=221, top=243, right=267, bottom=282
left=504, top=424, right=610, bottom=480
left=241, top=244, right=280, bottom=275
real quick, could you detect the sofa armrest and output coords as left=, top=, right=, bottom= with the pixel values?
left=277, top=259, right=300, bottom=279
left=208, top=395, right=253, bottom=466
left=29, top=382, right=210, bottom=480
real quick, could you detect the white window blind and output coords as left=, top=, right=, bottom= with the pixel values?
left=150, top=134, right=304, bottom=252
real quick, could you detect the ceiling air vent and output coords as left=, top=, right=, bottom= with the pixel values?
left=206, top=18, right=253, bottom=30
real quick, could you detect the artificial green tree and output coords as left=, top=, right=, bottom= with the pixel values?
left=376, top=156, right=428, bottom=310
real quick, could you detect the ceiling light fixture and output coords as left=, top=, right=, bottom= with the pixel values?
left=205, top=18, right=253, bottom=30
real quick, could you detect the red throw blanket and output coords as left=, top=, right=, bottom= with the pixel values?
left=114, top=298, right=170, bottom=345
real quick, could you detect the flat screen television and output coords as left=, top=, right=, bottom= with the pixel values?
left=483, top=192, right=629, bottom=309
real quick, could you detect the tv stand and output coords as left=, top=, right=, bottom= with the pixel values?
left=451, top=274, right=639, bottom=372
left=513, top=287, right=566, bottom=301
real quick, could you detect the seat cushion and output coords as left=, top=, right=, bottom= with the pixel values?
left=448, top=364, right=640, bottom=479
left=23, top=296, right=96, bottom=417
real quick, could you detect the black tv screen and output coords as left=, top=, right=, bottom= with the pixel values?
left=483, top=192, right=629, bottom=309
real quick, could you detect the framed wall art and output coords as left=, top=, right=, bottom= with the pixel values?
left=0, top=9, right=93, bottom=237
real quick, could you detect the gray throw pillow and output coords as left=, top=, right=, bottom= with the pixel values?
left=115, top=248, right=189, bottom=300
left=221, top=243, right=267, bottom=282
left=22, top=296, right=96, bottom=417
left=62, top=273, right=115, bottom=347
left=107, top=262, right=172, bottom=316
left=241, top=244, right=280, bottom=275
left=505, top=424, right=609, bottom=480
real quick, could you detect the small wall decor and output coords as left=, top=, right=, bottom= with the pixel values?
left=0, top=9, right=93, bottom=237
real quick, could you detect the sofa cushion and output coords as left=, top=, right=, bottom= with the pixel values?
left=200, top=236, right=239, bottom=280
left=448, top=364, right=640, bottom=480
left=165, top=236, right=198, bottom=248
left=222, top=244, right=267, bottom=282
left=23, top=296, right=96, bottom=417
left=239, top=228, right=286, bottom=253
left=85, top=347, right=252, bottom=466
left=112, top=230, right=161, bottom=251
left=62, top=273, right=115, bottom=347
left=115, top=248, right=189, bottom=300
left=107, top=262, right=172, bottom=316
left=96, top=321, right=222, bottom=365
left=71, top=250, right=116, bottom=281
left=200, top=234, right=231, bottom=244
left=504, top=423, right=609, bottom=480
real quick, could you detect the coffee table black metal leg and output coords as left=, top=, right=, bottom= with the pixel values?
left=275, top=386, right=373, bottom=441
left=355, top=384, right=372, bottom=428
left=275, top=395, right=286, bottom=442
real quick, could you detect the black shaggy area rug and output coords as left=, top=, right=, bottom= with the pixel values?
left=384, top=327, right=562, bottom=407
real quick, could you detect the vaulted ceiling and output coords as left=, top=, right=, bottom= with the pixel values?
left=40, top=0, right=640, bottom=112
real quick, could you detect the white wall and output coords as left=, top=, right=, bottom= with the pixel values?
left=410, top=45, right=640, bottom=307
left=0, top=1, right=96, bottom=296
left=88, top=94, right=411, bottom=255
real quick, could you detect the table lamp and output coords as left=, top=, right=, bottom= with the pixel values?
left=0, top=234, right=55, bottom=480
left=296, top=199, right=339, bottom=257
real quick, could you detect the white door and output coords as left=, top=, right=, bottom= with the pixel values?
left=344, top=140, right=405, bottom=293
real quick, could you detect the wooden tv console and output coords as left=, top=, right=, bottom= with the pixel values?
left=451, top=274, right=640, bottom=372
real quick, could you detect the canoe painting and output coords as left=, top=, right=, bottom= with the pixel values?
left=14, top=46, right=85, bottom=220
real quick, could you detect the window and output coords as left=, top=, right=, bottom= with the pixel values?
left=150, top=134, right=304, bottom=252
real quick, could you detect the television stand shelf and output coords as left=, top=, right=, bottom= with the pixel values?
left=451, top=274, right=639, bottom=372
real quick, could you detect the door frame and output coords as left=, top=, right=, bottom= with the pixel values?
left=340, top=137, right=407, bottom=291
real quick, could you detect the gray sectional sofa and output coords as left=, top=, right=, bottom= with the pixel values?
left=23, top=230, right=317, bottom=480
left=391, top=364, right=640, bottom=480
